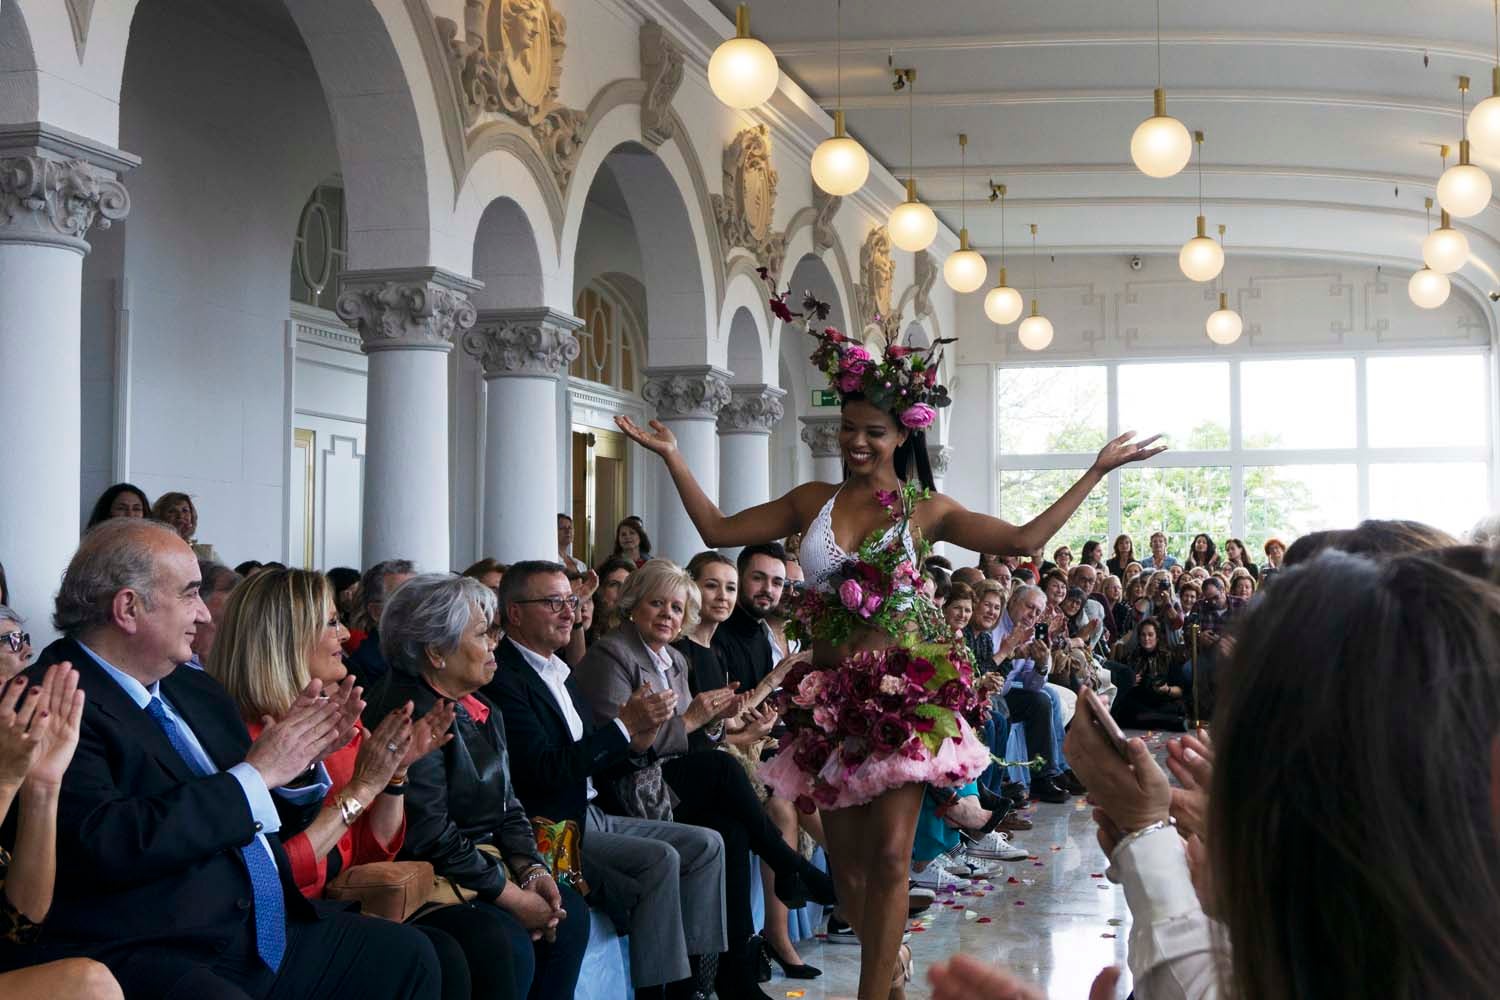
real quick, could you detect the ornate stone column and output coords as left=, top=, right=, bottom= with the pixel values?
left=799, top=414, right=844, bottom=485
left=337, top=267, right=480, bottom=572
left=0, top=124, right=135, bottom=639
left=717, top=386, right=785, bottom=553
left=927, top=443, right=953, bottom=494
left=643, top=366, right=731, bottom=562
left=462, top=308, right=581, bottom=562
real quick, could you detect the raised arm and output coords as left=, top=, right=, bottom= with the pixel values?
left=615, top=415, right=814, bottom=547
left=931, top=431, right=1165, bottom=555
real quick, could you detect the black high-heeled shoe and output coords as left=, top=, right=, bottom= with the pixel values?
left=763, top=938, right=822, bottom=980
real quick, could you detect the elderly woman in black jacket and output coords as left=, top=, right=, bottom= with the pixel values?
left=364, top=574, right=588, bottom=1000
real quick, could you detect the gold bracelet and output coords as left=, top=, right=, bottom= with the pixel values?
left=336, top=794, right=365, bottom=827
left=387, top=771, right=408, bottom=787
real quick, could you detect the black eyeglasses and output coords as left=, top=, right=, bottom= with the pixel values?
left=1, top=631, right=29, bottom=653
left=515, top=596, right=580, bottom=615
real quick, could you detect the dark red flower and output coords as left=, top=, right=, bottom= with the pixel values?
left=885, top=345, right=911, bottom=359
left=871, top=713, right=914, bottom=754
left=905, top=656, right=937, bottom=686
left=770, top=295, right=799, bottom=323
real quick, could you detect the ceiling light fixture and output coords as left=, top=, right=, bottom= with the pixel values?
left=943, top=133, right=988, bottom=293
left=708, top=4, right=779, bottom=109
left=1178, top=131, right=1224, bottom=282
left=984, top=183, right=1025, bottom=324
left=1410, top=198, right=1454, bottom=309
left=1469, top=1, right=1500, bottom=158
left=1205, top=223, right=1242, bottom=344
left=810, top=0, right=870, bottom=196
left=1130, top=0, right=1193, bottom=178
left=1424, top=148, right=1470, bottom=273
left=887, top=68, right=938, bottom=252
left=1437, top=76, right=1493, bottom=218
left=1017, top=223, right=1054, bottom=350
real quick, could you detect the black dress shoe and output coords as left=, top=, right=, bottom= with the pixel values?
left=775, top=863, right=837, bottom=908
left=749, top=934, right=772, bottom=983
left=764, top=938, right=823, bottom=980
left=1031, top=776, right=1070, bottom=804
left=1001, top=781, right=1030, bottom=807
left=1060, top=769, right=1088, bottom=795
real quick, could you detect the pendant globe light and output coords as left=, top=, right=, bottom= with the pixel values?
left=708, top=4, right=779, bottom=109
left=1437, top=76, right=1493, bottom=219
left=810, top=0, right=869, bottom=196
left=887, top=69, right=938, bottom=253
left=1410, top=198, right=1453, bottom=309
left=943, top=133, right=988, bottom=293
left=1178, top=131, right=1224, bottom=282
left=1423, top=150, right=1470, bottom=273
left=984, top=184, right=1025, bottom=324
left=1130, top=0, right=1193, bottom=179
left=1205, top=224, right=1242, bottom=344
left=1017, top=224, right=1054, bottom=351
left=1469, top=2, right=1500, bottom=159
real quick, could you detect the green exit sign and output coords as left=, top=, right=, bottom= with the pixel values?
left=812, top=389, right=840, bottom=407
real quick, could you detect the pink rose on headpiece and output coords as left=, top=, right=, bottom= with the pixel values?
left=839, top=579, right=864, bottom=611
left=860, top=593, right=883, bottom=618
left=899, top=403, right=937, bottom=429
left=836, top=371, right=864, bottom=393
left=823, top=327, right=847, bottom=343
left=843, top=345, right=872, bottom=362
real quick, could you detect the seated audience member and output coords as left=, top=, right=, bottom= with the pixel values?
left=976, top=553, right=1006, bottom=581
left=1101, top=576, right=1131, bottom=639
left=326, top=567, right=361, bottom=621
left=556, top=514, right=587, bottom=573
left=1012, top=566, right=1037, bottom=587
left=1261, top=536, right=1286, bottom=572
left=1221, top=538, right=1257, bottom=579
left=1185, top=533, right=1219, bottom=571
left=572, top=560, right=836, bottom=999
left=589, top=557, right=636, bottom=644
left=0, top=663, right=125, bottom=999
left=950, top=565, right=985, bottom=591
left=363, top=574, right=589, bottom=1000
left=461, top=559, right=505, bottom=598
left=1051, top=546, right=1074, bottom=575
left=1227, top=568, right=1255, bottom=604
left=1139, top=532, right=1178, bottom=571
left=188, top=561, right=241, bottom=669
left=0, top=605, right=32, bottom=683
left=766, top=556, right=804, bottom=661
left=558, top=567, right=597, bottom=667
left=943, top=582, right=975, bottom=637
left=235, top=560, right=265, bottom=578
left=84, top=483, right=151, bottom=530
left=1106, top=534, right=1135, bottom=578
left=208, top=568, right=523, bottom=1000
left=1065, top=565, right=1107, bottom=652
left=923, top=565, right=951, bottom=604
left=711, top=543, right=789, bottom=690
left=1080, top=540, right=1105, bottom=571
left=26, top=518, right=440, bottom=998
left=923, top=555, right=954, bottom=574
left=610, top=518, right=651, bottom=568
left=486, top=561, right=727, bottom=999
left=1110, top=617, right=1189, bottom=730
left=346, top=559, right=417, bottom=686
left=153, top=492, right=216, bottom=560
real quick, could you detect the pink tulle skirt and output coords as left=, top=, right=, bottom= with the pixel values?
left=760, top=713, right=991, bottom=812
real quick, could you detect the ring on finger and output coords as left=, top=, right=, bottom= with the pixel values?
left=386, top=741, right=400, bottom=754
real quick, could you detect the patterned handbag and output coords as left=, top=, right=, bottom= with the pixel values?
left=530, top=816, right=591, bottom=896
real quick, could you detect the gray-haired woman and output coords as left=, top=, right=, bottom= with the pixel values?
left=0, top=606, right=31, bottom=685
left=362, top=574, right=588, bottom=1000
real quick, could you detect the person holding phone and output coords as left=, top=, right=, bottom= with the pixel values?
left=1110, top=619, right=1189, bottom=730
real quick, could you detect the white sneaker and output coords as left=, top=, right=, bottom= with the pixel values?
left=940, top=845, right=1001, bottom=880
left=963, top=829, right=1029, bottom=861
left=910, top=861, right=971, bottom=891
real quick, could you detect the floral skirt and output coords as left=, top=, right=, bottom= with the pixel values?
left=759, top=637, right=992, bottom=812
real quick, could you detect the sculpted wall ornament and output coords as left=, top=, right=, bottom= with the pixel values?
left=811, top=187, right=841, bottom=254
left=926, top=444, right=952, bottom=478
left=855, top=225, right=898, bottom=337
left=438, top=0, right=588, bottom=188
left=799, top=416, right=842, bottom=458
left=712, top=125, right=786, bottom=280
left=642, top=367, right=733, bottom=420
left=336, top=268, right=481, bottom=353
left=463, top=308, right=582, bottom=377
left=912, top=251, right=938, bottom=318
left=718, top=385, right=786, bottom=433
left=639, top=21, right=685, bottom=149
left=0, top=153, right=130, bottom=252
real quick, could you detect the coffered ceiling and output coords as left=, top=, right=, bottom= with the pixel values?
left=707, top=0, right=1500, bottom=296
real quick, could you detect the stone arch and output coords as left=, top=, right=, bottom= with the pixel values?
left=724, top=305, right=764, bottom=385
left=471, top=196, right=547, bottom=309
left=718, top=266, right=773, bottom=381
left=780, top=216, right=858, bottom=343
left=903, top=320, right=931, bottom=349
left=0, top=3, right=40, bottom=125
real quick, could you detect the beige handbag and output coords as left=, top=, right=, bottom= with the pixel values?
left=324, top=861, right=435, bottom=922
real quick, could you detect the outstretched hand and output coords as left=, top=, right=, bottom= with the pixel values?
left=1092, top=431, right=1166, bottom=474
left=615, top=415, right=678, bottom=458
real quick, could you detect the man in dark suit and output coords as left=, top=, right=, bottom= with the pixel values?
left=24, top=518, right=439, bottom=999
left=486, top=560, right=726, bottom=998
left=711, top=543, right=788, bottom=690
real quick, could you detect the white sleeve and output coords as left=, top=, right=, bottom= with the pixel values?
left=1112, top=826, right=1224, bottom=1000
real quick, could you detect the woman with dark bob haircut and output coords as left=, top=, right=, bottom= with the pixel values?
left=84, top=482, right=152, bottom=530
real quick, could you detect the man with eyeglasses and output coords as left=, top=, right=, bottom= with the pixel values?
left=485, top=561, right=728, bottom=998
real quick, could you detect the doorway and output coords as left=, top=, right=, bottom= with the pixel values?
left=572, top=425, right=627, bottom=568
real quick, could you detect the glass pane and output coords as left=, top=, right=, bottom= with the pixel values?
left=1117, top=362, right=1229, bottom=450
left=1368, top=462, right=1491, bottom=538
left=1119, top=466, right=1233, bottom=561
left=1367, top=355, right=1488, bottom=448
left=998, top=469, right=1108, bottom=556
left=996, top=366, right=1107, bottom=455
left=1241, top=358, right=1356, bottom=449
left=1242, top=465, right=1358, bottom=555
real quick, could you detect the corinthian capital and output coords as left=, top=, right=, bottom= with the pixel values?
left=718, top=385, right=786, bottom=434
left=0, top=123, right=138, bottom=253
left=927, top=444, right=953, bottom=477
left=642, top=366, right=732, bottom=420
left=463, top=307, right=582, bottom=377
left=799, top=415, right=842, bottom=458
left=336, top=267, right=482, bottom=353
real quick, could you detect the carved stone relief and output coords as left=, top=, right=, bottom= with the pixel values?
left=912, top=251, right=937, bottom=318
left=336, top=268, right=481, bottom=353
left=0, top=154, right=129, bottom=251
left=926, top=444, right=953, bottom=478
left=639, top=21, right=685, bottom=149
left=811, top=187, right=841, bottom=254
left=463, top=307, right=582, bottom=377
left=718, top=385, right=786, bottom=433
left=855, top=226, right=897, bottom=337
left=798, top=415, right=842, bottom=458
left=642, top=367, right=733, bottom=419
left=712, top=125, right=786, bottom=280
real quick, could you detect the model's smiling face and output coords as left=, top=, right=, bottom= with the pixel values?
left=839, top=398, right=907, bottom=474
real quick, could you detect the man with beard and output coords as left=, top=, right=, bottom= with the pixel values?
left=712, top=542, right=788, bottom=690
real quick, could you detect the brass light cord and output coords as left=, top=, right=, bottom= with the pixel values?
left=1155, top=0, right=1163, bottom=89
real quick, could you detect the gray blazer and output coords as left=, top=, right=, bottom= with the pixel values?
left=573, top=623, right=693, bottom=759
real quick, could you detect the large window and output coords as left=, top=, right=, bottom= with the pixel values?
left=995, top=352, right=1493, bottom=556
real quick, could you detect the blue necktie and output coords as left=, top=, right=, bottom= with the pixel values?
left=145, top=697, right=286, bottom=972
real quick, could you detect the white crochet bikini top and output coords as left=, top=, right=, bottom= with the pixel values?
left=800, top=484, right=920, bottom=593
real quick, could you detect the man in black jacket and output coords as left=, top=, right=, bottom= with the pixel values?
left=23, top=519, right=439, bottom=999
left=486, top=561, right=726, bottom=997
left=711, top=543, right=788, bottom=690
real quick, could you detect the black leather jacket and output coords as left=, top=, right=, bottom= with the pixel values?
left=364, top=670, right=544, bottom=901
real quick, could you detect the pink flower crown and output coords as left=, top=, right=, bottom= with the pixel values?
left=760, top=269, right=953, bottom=430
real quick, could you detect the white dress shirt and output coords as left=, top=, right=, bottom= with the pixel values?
left=1113, top=825, right=1222, bottom=1000
left=508, top=638, right=628, bottom=802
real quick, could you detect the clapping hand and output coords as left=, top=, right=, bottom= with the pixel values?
left=406, top=699, right=456, bottom=767
left=614, top=415, right=678, bottom=458
left=572, top=569, right=600, bottom=601
left=929, top=953, right=1122, bottom=1000
left=618, top=685, right=677, bottom=751
left=23, top=663, right=86, bottom=789
left=1063, top=687, right=1171, bottom=839
left=245, top=679, right=342, bottom=788
left=1164, top=729, right=1213, bottom=839
left=683, top=683, right=741, bottom=730
left=315, top=675, right=365, bottom=763
left=1092, top=431, right=1166, bottom=474
left=348, top=703, right=416, bottom=800
left=730, top=704, right=778, bottom=741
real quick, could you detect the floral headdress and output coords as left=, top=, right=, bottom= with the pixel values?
left=761, top=269, right=954, bottom=431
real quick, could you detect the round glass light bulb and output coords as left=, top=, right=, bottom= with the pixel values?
left=1179, top=236, right=1225, bottom=282
left=707, top=36, right=779, bottom=109
left=1408, top=267, right=1452, bottom=309
left=984, top=285, right=1024, bottom=325
left=943, top=249, right=988, bottom=294
left=888, top=199, right=938, bottom=253
left=1436, top=163, right=1492, bottom=219
left=1422, top=226, right=1470, bottom=274
left=1205, top=307, right=1243, bottom=345
left=1017, top=313, right=1054, bottom=351
left=1470, top=94, right=1500, bottom=160
left=810, top=135, right=869, bottom=196
left=1131, top=115, right=1193, bottom=179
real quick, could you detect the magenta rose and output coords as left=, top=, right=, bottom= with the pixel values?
left=812, top=705, right=839, bottom=733
left=936, top=680, right=969, bottom=710
left=899, top=403, right=937, bottom=429
left=836, top=371, right=864, bottom=393
left=860, top=593, right=883, bottom=618
left=843, top=345, right=872, bottom=363
left=905, top=656, right=937, bottom=686
left=838, top=578, right=864, bottom=611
